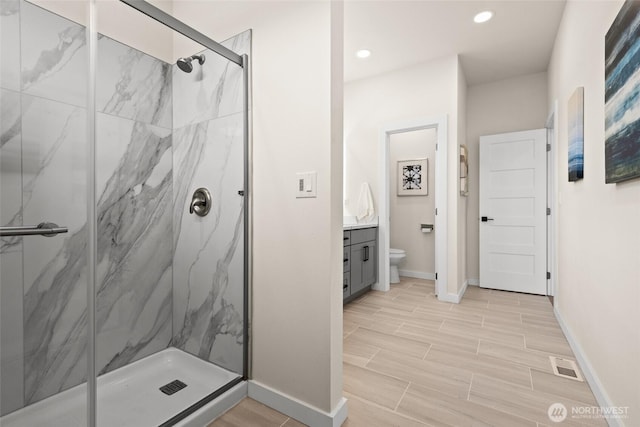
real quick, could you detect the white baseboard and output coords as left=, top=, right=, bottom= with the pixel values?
left=554, top=307, right=624, bottom=427
left=177, top=382, right=247, bottom=427
left=468, top=278, right=479, bottom=286
left=437, top=279, right=468, bottom=304
left=398, top=270, right=436, bottom=280
left=249, top=380, right=348, bottom=427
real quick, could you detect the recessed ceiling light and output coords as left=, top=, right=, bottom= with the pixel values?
left=473, top=11, right=494, bottom=23
left=356, top=49, right=371, bottom=59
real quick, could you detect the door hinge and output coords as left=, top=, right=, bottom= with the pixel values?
left=547, top=144, right=551, bottom=152
left=547, top=207, right=551, bottom=215
left=435, top=273, right=438, bottom=280
left=436, top=144, right=438, bottom=151
left=435, top=208, right=438, bottom=216
left=547, top=272, right=551, bottom=280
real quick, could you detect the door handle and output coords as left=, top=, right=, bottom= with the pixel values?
left=362, top=246, right=369, bottom=262
left=481, top=216, right=494, bottom=222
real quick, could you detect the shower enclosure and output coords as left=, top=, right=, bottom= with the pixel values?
left=0, top=0, right=250, bottom=425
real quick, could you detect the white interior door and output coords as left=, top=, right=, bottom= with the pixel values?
left=479, top=129, right=547, bottom=295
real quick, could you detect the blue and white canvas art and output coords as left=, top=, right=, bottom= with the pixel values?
left=605, top=0, right=640, bottom=183
left=568, top=87, right=584, bottom=182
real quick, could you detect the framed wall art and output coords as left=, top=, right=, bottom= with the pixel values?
left=605, top=0, right=640, bottom=183
left=460, top=145, right=469, bottom=196
left=568, top=87, right=584, bottom=182
left=397, top=158, right=428, bottom=196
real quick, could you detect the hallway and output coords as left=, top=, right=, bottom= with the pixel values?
left=341, top=277, right=604, bottom=426
left=212, top=277, right=605, bottom=426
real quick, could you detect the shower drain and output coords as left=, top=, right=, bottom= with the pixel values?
left=160, top=379, right=188, bottom=395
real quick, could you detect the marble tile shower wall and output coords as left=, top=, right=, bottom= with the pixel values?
left=0, top=0, right=174, bottom=413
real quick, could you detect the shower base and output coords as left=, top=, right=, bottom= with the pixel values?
left=1, top=347, right=245, bottom=427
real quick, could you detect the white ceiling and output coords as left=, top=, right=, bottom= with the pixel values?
left=344, top=0, right=567, bottom=85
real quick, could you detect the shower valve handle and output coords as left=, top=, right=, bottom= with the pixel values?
left=189, top=199, right=204, bottom=213
left=189, top=188, right=212, bottom=217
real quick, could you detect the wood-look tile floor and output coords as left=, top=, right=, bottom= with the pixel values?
left=210, top=277, right=604, bottom=427
left=208, top=398, right=306, bottom=427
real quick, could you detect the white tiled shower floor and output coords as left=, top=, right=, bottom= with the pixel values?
left=1, top=347, right=240, bottom=427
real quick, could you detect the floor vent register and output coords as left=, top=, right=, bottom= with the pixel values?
left=549, top=356, right=584, bottom=382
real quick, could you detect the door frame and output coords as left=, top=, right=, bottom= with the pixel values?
left=376, top=116, right=448, bottom=299
left=479, top=128, right=548, bottom=295
left=546, top=100, right=558, bottom=297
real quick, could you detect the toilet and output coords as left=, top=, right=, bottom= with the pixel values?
left=389, top=248, right=406, bottom=284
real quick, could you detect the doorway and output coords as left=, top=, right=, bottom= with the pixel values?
left=377, top=117, right=448, bottom=300
left=389, top=129, right=436, bottom=281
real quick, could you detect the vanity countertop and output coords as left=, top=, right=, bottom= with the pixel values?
left=343, top=223, right=378, bottom=231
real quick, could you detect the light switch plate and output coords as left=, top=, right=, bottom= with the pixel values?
left=296, top=172, right=317, bottom=198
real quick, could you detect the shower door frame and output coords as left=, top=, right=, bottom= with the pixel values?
left=86, top=1, right=251, bottom=425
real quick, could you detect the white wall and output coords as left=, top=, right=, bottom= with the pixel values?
left=344, top=55, right=465, bottom=296
left=466, top=72, right=549, bottom=282
left=389, top=129, right=436, bottom=275
left=457, top=61, right=467, bottom=291
left=30, top=0, right=175, bottom=62
left=329, top=2, right=344, bottom=410
left=548, top=1, right=640, bottom=424
left=172, top=0, right=344, bottom=416
left=345, top=57, right=453, bottom=217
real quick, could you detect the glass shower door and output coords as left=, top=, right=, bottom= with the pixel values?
left=1, top=0, right=90, bottom=425
left=91, top=2, right=250, bottom=423
left=2, top=0, right=250, bottom=424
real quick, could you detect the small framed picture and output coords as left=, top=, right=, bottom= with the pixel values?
left=460, top=144, right=469, bottom=196
left=397, top=158, right=428, bottom=196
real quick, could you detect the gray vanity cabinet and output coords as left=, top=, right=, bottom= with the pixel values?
left=343, top=245, right=351, bottom=298
left=343, top=227, right=377, bottom=303
left=350, top=241, right=377, bottom=294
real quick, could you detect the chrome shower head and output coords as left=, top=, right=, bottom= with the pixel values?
left=177, top=57, right=193, bottom=73
left=176, top=54, right=206, bottom=73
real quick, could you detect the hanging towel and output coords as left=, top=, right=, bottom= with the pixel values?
left=356, top=182, right=375, bottom=222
